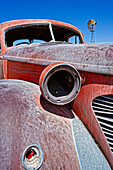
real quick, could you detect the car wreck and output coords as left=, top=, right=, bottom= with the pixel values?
left=0, top=19, right=113, bottom=169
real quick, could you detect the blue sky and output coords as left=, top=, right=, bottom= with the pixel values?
left=0, top=0, right=113, bottom=43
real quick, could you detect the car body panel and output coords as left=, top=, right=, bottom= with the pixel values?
left=2, top=42, right=113, bottom=77
left=0, top=80, right=80, bottom=170
left=0, top=19, right=113, bottom=169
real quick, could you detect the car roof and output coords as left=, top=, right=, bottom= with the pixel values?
left=0, top=19, right=85, bottom=43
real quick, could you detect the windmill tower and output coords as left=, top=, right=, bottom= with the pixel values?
left=87, top=19, right=97, bottom=43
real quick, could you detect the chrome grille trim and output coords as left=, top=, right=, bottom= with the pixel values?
left=107, top=141, right=113, bottom=146
left=96, top=116, right=113, bottom=123
left=104, top=131, right=113, bottom=136
left=94, top=110, right=113, bottom=114
left=100, top=122, right=113, bottom=129
left=93, top=106, right=113, bottom=112
left=94, top=98, right=113, bottom=105
left=105, top=136, right=113, bottom=142
left=92, top=95, right=113, bottom=153
left=102, top=127, right=113, bottom=133
left=92, top=101, right=113, bottom=109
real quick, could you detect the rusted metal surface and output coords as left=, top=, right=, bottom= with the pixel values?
left=0, top=19, right=113, bottom=169
left=72, top=71, right=113, bottom=169
left=0, top=60, right=3, bottom=79
left=0, top=38, right=3, bottom=79
left=0, top=19, right=84, bottom=40
left=0, top=19, right=85, bottom=55
left=3, top=42, right=113, bottom=75
left=0, top=79, right=80, bottom=170
left=7, top=61, right=46, bottom=83
left=6, top=61, right=85, bottom=86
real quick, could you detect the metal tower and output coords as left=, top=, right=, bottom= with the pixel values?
left=87, top=19, right=97, bottom=43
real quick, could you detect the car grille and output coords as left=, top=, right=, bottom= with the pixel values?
left=92, top=95, right=113, bottom=154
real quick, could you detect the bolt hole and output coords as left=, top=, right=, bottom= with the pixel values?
left=75, top=74, right=78, bottom=78
left=57, top=100, right=60, bottom=102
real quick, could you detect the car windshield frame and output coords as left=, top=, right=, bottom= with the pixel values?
left=4, top=22, right=84, bottom=47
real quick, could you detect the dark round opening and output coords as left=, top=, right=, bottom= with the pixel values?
left=48, top=70, right=74, bottom=97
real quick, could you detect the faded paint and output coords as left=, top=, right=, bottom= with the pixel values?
left=0, top=19, right=85, bottom=55
left=0, top=79, right=80, bottom=170
left=0, top=60, right=3, bottom=79
left=73, top=71, right=113, bottom=169
left=7, top=61, right=46, bottom=83
left=0, top=19, right=113, bottom=169
left=3, top=42, right=113, bottom=76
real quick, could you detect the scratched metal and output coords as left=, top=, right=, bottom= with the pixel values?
left=73, top=82, right=113, bottom=169
left=0, top=79, right=80, bottom=170
left=3, top=42, right=113, bottom=75
left=0, top=60, right=3, bottom=79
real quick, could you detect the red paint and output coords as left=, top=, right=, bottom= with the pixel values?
left=7, top=61, right=46, bottom=84
left=72, top=72, right=113, bottom=168
left=27, top=150, right=35, bottom=159
left=0, top=19, right=113, bottom=169
left=0, top=19, right=85, bottom=79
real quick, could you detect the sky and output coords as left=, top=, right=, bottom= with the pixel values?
left=0, top=0, right=113, bottom=44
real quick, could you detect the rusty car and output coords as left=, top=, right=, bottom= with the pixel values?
left=0, top=19, right=113, bottom=169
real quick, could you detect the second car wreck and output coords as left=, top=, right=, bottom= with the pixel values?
left=0, top=19, right=113, bottom=169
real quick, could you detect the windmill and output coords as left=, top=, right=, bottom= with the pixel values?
left=87, top=19, right=97, bottom=43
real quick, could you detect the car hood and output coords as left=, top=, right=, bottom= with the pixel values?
left=3, top=42, right=113, bottom=75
